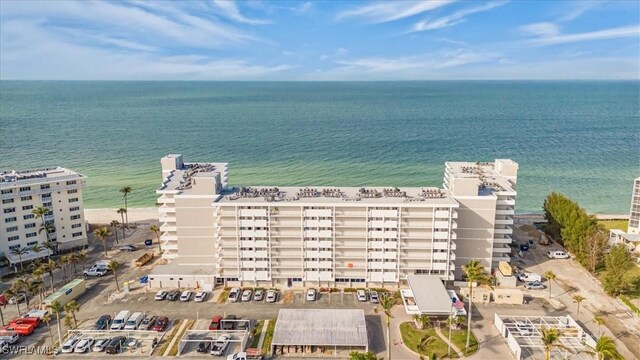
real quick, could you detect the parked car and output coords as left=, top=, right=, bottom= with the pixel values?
left=92, top=338, right=110, bottom=352
left=22, top=309, right=49, bottom=320
left=180, top=291, right=193, bottom=302
left=94, top=315, right=112, bottom=330
left=515, top=321, right=532, bottom=336
left=140, top=316, right=157, bottom=330
left=61, top=337, right=80, bottom=353
left=197, top=337, right=213, bottom=353
left=237, top=319, right=250, bottom=331
left=209, top=316, right=223, bottom=330
left=547, top=250, right=569, bottom=259
left=167, top=289, right=181, bottom=301
left=10, top=316, right=40, bottom=328
left=105, top=336, right=126, bottom=355
left=356, top=290, right=367, bottom=302
left=210, top=334, right=231, bottom=356
left=0, top=331, right=19, bottom=345
left=2, top=323, right=34, bottom=336
left=83, top=268, right=108, bottom=277
left=517, top=272, right=542, bottom=282
left=222, top=315, right=237, bottom=330
left=524, top=281, right=546, bottom=290
left=306, top=288, right=317, bottom=301
left=228, top=287, right=241, bottom=303
left=8, top=294, right=25, bottom=304
left=241, top=289, right=253, bottom=302
left=369, top=291, right=379, bottom=303
left=154, top=290, right=167, bottom=301
left=119, top=244, right=137, bottom=252
left=265, top=289, right=277, bottom=303
left=110, top=310, right=131, bottom=331
left=124, top=312, right=144, bottom=330
left=74, top=338, right=95, bottom=353
left=253, top=289, right=264, bottom=301
left=194, top=291, right=208, bottom=302
left=152, top=316, right=169, bottom=331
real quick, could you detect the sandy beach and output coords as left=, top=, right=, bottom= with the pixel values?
left=84, top=207, right=158, bottom=224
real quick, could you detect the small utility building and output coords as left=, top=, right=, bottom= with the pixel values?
left=271, top=309, right=368, bottom=355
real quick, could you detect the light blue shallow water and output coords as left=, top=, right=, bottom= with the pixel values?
left=0, top=81, right=638, bottom=213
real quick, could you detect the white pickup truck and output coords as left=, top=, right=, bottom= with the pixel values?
left=83, top=267, right=108, bottom=277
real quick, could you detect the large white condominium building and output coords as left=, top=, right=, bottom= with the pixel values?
left=1, top=167, right=88, bottom=263
left=152, top=154, right=517, bottom=289
left=629, top=177, right=640, bottom=235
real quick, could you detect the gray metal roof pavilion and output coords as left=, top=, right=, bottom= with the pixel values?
left=271, top=309, right=368, bottom=350
left=406, top=275, right=454, bottom=315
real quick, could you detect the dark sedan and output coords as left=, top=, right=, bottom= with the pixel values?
left=166, top=289, right=181, bottom=301
left=197, top=337, right=213, bottom=353
left=94, top=315, right=112, bottom=330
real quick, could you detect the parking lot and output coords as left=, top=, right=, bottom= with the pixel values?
left=178, top=319, right=249, bottom=357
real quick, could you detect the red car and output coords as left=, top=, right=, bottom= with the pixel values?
left=11, top=317, right=40, bottom=328
left=152, top=316, right=169, bottom=331
left=2, top=323, right=34, bottom=336
left=208, top=316, right=222, bottom=330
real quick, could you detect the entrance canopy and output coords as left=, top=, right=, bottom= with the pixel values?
left=401, top=275, right=466, bottom=316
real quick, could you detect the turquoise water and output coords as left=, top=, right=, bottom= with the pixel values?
left=1, top=81, right=638, bottom=213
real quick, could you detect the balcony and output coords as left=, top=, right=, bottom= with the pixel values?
left=432, top=252, right=449, bottom=260
left=369, top=251, right=397, bottom=260
left=495, top=218, right=514, bottom=225
left=494, top=228, right=513, bottom=235
left=305, top=240, right=333, bottom=248
left=158, top=205, right=175, bottom=214
left=241, top=250, right=269, bottom=258
left=240, top=229, right=268, bottom=237
left=369, top=209, right=398, bottom=218
left=434, top=210, right=450, bottom=219
left=305, top=260, right=332, bottom=268
left=239, top=209, right=267, bottom=217
left=240, top=240, right=268, bottom=248
left=304, top=209, right=332, bottom=217
left=493, top=237, right=512, bottom=244
left=160, top=224, right=177, bottom=232
left=369, top=241, right=398, bottom=250
left=159, top=215, right=176, bottom=223
left=497, top=199, right=515, bottom=206
left=493, top=245, right=511, bottom=253
left=240, top=219, right=267, bottom=227
left=370, top=220, right=398, bottom=228
left=368, top=261, right=397, bottom=270
left=433, top=220, right=449, bottom=229
left=370, top=230, right=397, bottom=239
left=305, top=219, right=332, bottom=228
left=306, top=250, right=332, bottom=258
left=432, top=241, right=449, bottom=250
left=496, top=209, right=515, bottom=215
left=433, top=231, right=449, bottom=240
left=157, top=195, right=175, bottom=204
left=305, top=229, right=332, bottom=238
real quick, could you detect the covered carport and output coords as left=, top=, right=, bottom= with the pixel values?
left=400, top=275, right=466, bottom=316
left=271, top=309, right=368, bottom=357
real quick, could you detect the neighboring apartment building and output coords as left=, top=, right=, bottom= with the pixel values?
left=151, top=154, right=518, bottom=289
left=608, top=177, right=640, bottom=252
left=0, top=167, right=88, bottom=264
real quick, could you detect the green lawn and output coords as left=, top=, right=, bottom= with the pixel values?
left=449, top=328, right=479, bottom=356
left=399, top=322, right=450, bottom=358
left=249, top=320, right=265, bottom=348
left=261, top=319, right=276, bottom=354
left=623, top=265, right=640, bottom=298
left=597, top=219, right=628, bottom=232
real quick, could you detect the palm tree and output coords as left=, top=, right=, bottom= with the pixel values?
left=46, top=301, right=63, bottom=346
left=59, top=255, right=70, bottom=280
left=4, top=287, right=22, bottom=316
left=110, top=220, right=120, bottom=244
left=43, top=239, right=57, bottom=257
left=462, top=259, right=490, bottom=350
left=32, top=266, right=46, bottom=296
left=544, top=271, right=556, bottom=299
left=377, top=292, right=396, bottom=360
left=108, top=260, right=121, bottom=292
left=93, top=226, right=111, bottom=258
left=13, top=277, right=30, bottom=308
left=27, top=279, right=43, bottom=304
left=32, top=206, right=50, bottom=237
left=117, top=208, right=127, bottom=238
left=0, top=302, right=5, bottom=326
left=412, top=314, right=430, bottom=329
left=572, top=294, right=586, bottom=320
left=10, top=247, right=30, bottom=272
left=594, top=316, right=605, bottom=336
left=77, top=249, right=88, bottom=271
left=69, top=252, right=79, bottom=277
left=42, top=312, right=53, bottom=343
left=43, top=259, right=57, bottom=292
left=63, top=300, right=80, bottom=329
left=582, top=335, right=623, bottom=360
left=541, top=327, right=572, bottom=360
left=119, top=186, right=132, bottom=227
left=150, top=224, right=162, bottom=252
left=416, top=334, right=437, bottom=356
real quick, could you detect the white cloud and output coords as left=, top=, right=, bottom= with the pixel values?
left=529, top=25, right=640, bottom=45
left=519, top=22, right=560, bottom=37
left=412, top=1, right=508, bottom=32
left=557, top=1, right=602, bottom=22
left=211, top=0, right=271, bottom=25
left=336, top=0, right=455, bottom=24
left=295, top=2, right=313, bottom=14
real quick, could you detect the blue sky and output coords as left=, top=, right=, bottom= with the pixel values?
left=1, top=0, right=638, bottom=80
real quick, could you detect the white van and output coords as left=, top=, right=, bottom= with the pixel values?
left=110, top=310, right=131, bottom=330
left=124, top=312, right=144, bottom=330
left=517, top=272, right=542, bottom=282
left=547, top=250, right=569, bottom=259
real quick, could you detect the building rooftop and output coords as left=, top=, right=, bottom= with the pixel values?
left=445, top=160, right=517, bottom=194
left=271, top=309, right=368, bottom=348
left=402, top=276, right=465, bottom=315
left=216, top=186, right=459, bottom=205
left=158, top=162, right=228, bottom=192
left=42, top=279, right=85, bottom=303
left=0, top=167, right=85, bottom=187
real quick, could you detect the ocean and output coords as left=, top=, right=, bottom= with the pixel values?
left=0, top=81, right=638, bottom=213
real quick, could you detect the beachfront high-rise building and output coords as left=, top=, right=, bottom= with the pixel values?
left=151, top=155, right=518, bottom=289
left=0, top=167, right=88, bottom=264
left=628, top=177, right=640, bottom=235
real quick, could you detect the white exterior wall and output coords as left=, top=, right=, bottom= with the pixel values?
left=629, top=177, right=640, bottom=235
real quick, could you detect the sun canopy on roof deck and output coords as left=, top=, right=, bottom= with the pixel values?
left=406, top=275, right=454, bottom=315
left=271, top=309, right=368, bottom=350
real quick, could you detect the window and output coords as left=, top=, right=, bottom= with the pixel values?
left=67, top=189, right=78, bottom=194
left=70, top=215, right=81, bottom=220
left=8, top=245, right=20, bottom=251
left=69, top=206, right=80, bottom=212
left=27, top=241, right=38, bottom=247
left=25, top=223, right=36, bottom=229
left=71, top=223, right=82, bottom=229
left=8, top=235, right=19, bottom=242
left=66, top=180, right=77, bottom=185
left=23, top=214, right=34, bottom=220
left=26, top=232, right=37, bottom=238
left=72, top=232, right=82, bottom=237
left=69, top=198, right=78, bottom=203
left=6, top=226, right=18, bottom=232
left=3, top=207, right=15, bottom=213
left=1, top=189, right=12, bottom=195
left=41, top=193, right=51, bottom=199
left=2, top=199, right=14, bottom=204
left=40, top=184, right=50, bottom=190
left=5, top=217, right=16, bottom=223
left=43, top=202, right=52, bottom=207
left=22, top=205, right=33, bottom=211
left=20, top=196, right=32, bottom=201
left=19, top=186, right=31, bottom=192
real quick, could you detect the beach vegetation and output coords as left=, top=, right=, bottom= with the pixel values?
left=107, top=260, right=121, bottom=292
left=348, top=351, right=379, bottom=360
left=119, top=186, right=132, bottom=226
left=93, top=226, right=111, bottom=258
left=601, top=245, right=634, bottom=296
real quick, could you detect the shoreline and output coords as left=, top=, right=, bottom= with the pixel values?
left=83, top=207, right=629, bottom=224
